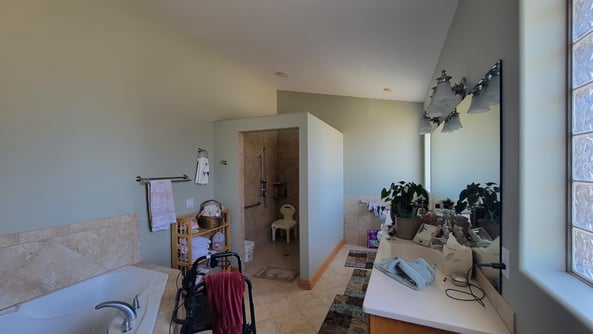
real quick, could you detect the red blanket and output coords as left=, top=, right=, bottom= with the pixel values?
left=204, top=271, right=245, bottom=334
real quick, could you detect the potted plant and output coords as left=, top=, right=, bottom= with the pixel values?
left=381, top=181, right=429, bottom=239
left=455, top=182, right=501, bottom=238
left=442, top=198, right=455, bottom=210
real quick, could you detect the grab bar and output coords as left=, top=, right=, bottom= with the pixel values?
left=244, top=202, right=261, bottom=209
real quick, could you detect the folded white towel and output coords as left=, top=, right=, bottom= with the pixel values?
left=148, top=180, right=177, bottom=232
left=192, top=239, right=211, bottom=246
left=192, top=236, right=211, bottom=247
left=195, top=157, right=210, bottom=185
left=191, top=242, right=211, bottom=261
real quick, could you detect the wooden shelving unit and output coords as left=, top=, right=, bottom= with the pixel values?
left=171, top=209, right=230, bottom=274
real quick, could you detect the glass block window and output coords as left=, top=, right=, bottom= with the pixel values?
left=571, top=0, right=593, bottom=285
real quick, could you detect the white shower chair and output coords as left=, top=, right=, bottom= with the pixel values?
left=271, top=204, right=298, bottom=243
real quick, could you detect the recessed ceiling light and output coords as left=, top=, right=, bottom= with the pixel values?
left=384, top=88, right=393, bottom=93
left=275, top=71, right=288, bottom=78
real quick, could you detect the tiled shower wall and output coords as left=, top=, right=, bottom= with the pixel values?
left=243, top=130, right=279, bottom=249
left=0, top=214, right=139, bottom=310
left=277, top=129, right=299, bottom=223
left=243, top=129, right=299, bottom=250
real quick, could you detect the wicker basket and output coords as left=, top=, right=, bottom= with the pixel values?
left=197, top=199, right=224, bottom=229
left=197, top=215, right=222, bottom=229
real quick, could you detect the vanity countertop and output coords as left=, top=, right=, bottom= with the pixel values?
left=362, top=232, right=510, bottom=334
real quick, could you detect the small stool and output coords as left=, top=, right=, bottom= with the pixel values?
left=271, top=219, right=298, bottom=243
left=271, top=204, right=298, bottom=243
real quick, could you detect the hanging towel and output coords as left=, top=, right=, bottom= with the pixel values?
left=204, top=271, right=245, bottom=334
left=195, top=156, right=210, bottom=185
left=374, top=256, right=435, bottom=290
left=372, top=203, right=380, bottom=216
left=148, top=180, right=177, bottom=232
left=366, top=201, right=382, bottom=216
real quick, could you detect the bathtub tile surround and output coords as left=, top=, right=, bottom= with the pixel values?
left=0, top=214, right=140, bottom=310
left=344, top=196, right=383, bottom=246
left=0, top=265, right=167, bottom=333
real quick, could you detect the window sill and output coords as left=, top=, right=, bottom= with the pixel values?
left=523, top=269, right=593, bottom=330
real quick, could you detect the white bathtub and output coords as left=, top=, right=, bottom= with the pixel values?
left=0, top=265, right=168, bottom=334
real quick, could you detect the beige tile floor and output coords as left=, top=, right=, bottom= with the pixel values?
left=241, top=241, right=369, bottom=334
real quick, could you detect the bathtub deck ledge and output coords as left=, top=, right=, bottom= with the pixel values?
left=133, top=263, right=180, bottom=334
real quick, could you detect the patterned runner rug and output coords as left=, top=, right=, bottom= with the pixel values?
left=344, top=249, right=377, bottom=269
left=344, top=269, right=371, bottom=299
left=318, top=269, right=371, bottom=334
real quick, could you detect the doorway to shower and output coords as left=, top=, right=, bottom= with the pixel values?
left=240, top=128, right=300, bottom=276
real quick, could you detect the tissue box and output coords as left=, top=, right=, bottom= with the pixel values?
left=442, top=244, right=473, bottom=276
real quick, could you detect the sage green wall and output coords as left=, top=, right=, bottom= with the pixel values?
left=0, top=0, right=276, bottom=266
left=305, top=115, right=344, bottom=276
left=517, top=0, right=592, bottom=332
left=277, top=91, right=423, bottom=196
left=436, top=0, right=591, bottom=332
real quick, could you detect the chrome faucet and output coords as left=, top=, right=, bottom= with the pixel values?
left=95, top=301, right=137, bottom=333
left=132, top=295, right=140, bottom=310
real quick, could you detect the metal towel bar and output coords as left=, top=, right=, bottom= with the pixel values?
left=136, top=174, right=191, bottom=184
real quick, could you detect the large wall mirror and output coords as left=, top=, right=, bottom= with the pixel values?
left=430, top=60, right=502, bottom=292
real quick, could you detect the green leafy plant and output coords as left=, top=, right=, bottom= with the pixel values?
left=381, top=181, right=429, bottom=218
left=442, top=198, right=455, bottom=210
left=455, top=182, right=501, bottom=223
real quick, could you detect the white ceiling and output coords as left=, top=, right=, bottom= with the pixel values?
left=136, top=0, right=459, bottom=102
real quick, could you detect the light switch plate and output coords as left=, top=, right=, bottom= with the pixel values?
left=502, top=247, right=510, bottom=279
left=186, top=198, right=194, bottom=208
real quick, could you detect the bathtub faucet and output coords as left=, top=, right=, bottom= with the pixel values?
left=95, top=301, right=137, bottom=333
